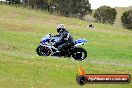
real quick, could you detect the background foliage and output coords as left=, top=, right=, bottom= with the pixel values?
left=121, top=10, right=132, bottom=29
left=93, top=6, right=117, bottom=25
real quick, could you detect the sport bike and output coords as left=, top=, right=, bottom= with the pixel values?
left=36, top=34, right=87, bottom=61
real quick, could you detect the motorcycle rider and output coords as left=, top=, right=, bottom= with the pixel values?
left=53, top=24, right=74, bottom=57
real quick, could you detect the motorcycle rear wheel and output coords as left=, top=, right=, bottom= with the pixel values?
left=72, top=47, right=87, bottom=61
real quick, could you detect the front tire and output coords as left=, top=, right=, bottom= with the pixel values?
left=72, top=47, right=87, bottom=61
left=36, top=45, right=51, bottom=56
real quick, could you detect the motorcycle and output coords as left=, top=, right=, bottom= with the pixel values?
left=36, top=34, right=88, bottom=61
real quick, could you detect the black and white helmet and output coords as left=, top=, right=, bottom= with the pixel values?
left=56, top=24, right=66, bottom=33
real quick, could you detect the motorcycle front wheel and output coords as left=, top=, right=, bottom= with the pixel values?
left=36, top=45, right=51, bottom=56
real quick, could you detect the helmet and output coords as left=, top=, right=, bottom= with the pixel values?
left=56, top=24, right=66, bottom=33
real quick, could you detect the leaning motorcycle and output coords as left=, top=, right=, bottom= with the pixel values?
left=36, top=34, right=87, bottom=61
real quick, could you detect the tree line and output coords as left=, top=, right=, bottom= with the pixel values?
left=4, top=0, right=92, bottom=19
left=1, top=0, right=132, bottom=29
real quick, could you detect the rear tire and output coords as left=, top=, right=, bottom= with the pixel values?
left=72, top=47, right=87, bottom=61
left=36, top=45, right=51, bottom=56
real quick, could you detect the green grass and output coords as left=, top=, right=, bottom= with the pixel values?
left=0, top=5, right=132, bottom=88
